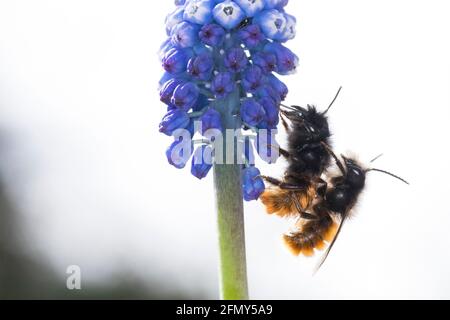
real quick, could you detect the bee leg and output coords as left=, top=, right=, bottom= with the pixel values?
left=290, top=194, right=319, bottom=220
left=278, top=147, right=290, bottom=159
left=266, top=144, right=290, bottom=159
left=260, top=175, right=306, bottom=190
left=300, top=212, right=319, bottom=220
left=280, top=112, right=291, bottom=133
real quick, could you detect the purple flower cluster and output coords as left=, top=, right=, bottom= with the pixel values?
left=159, top=0, right=298, bottom=201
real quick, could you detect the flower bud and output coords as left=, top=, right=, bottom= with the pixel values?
left=254, top=9, right=286, bottom=40
left=166, top=136, right=193, bottom=169
left=171, top=82, right=200, bottom=111
left=267, top=74, right=288, bottom=101
left=234, top=0, right=265, bottom=17
left=213, top=1, right=246, bottom=30
left=200, top=108, right=223, bottom=137
left=252, top=51, right=277, bottom=74
left=199, top=23, right=226, bottom=47
left=257, top=97, right=279, bottom=129
left=187, top=52, right=214, bottom=81
left=240, top=98, right=266, bottom=127
left=278, top=13, right=296, bottom=42
left=242, top=167, right=265, bottom=201
left=159, top=109, right=191, bottom=136
left=224, top=47, right=248, bottom=73
left=238, top=24, right=265, bottom=49
left=242, top=65, right=264, bottom=94
left=160, top=78, right=185, bottom=104
left=171, top=21, right=199, bottom=48
left=184, top=0, right=214, bottom=25
left=162, top=47, right=191, bottom=74
left=264, top=42, right=299, bottom=75
left=191, top=145, right=213, bottom=179
left=165, top=7, right=185, bottom=36
left=211, top=72, right=236, bottom=99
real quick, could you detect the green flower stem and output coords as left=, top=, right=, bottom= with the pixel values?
left=213, top=164, right=248, bottom=300
left=213, top=86, right=248, bottom=300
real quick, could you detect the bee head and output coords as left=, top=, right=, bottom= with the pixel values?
left=342, top=156, right=366, bottom=190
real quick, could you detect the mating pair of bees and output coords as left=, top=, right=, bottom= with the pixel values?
left=259, top=88, right=408, bottom=270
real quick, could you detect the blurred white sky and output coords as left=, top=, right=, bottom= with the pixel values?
left=1, top=0, right=450, bottom=299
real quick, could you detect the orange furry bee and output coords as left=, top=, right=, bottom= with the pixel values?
left=260, top=88, right=408, bottom=269
left=260, top=89, right=341, bottom=255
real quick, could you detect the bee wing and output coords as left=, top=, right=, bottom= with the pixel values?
left=314, top=212, right=349, bottom=273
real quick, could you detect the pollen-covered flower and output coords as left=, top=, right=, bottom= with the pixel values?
left=158, top=0, right=299, bottom=197
left=242, top=167, right=265, bottom=201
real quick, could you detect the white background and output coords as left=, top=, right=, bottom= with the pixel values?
left=0, top=0, right=449, bottom=299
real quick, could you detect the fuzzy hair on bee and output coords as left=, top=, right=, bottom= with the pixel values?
left=260, top=184, right=317, bottom=218
left=283, top=210, right=338, bottom=257
left=258, top=85, right=408, bottom=271
left=260, top=88, right=342, bottom=217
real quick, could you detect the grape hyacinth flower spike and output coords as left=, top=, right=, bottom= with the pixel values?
left=158, top=0, right=298, bottom=300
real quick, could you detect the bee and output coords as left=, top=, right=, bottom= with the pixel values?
left=260, top=87, right=342, bottom=219
left=284, top=152, right=409, bottom=270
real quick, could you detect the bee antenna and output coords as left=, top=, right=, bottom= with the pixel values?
left=370, top=153, right=384, bottom=163
left=367, top=168, right=409, bottom=185
left=323, top=86, right=343, bottom=115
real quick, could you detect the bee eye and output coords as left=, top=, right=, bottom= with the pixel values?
left=352, top=168, right=360, bottom=175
